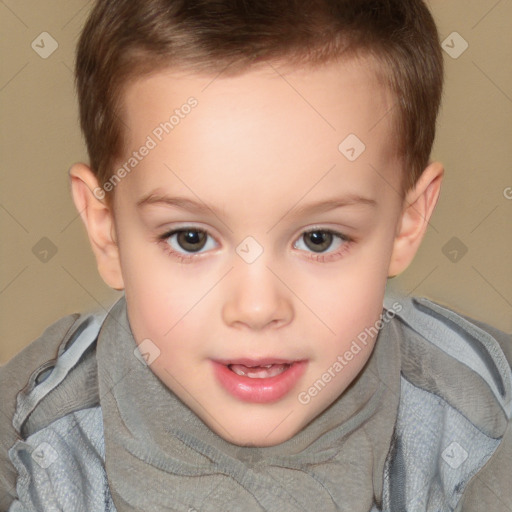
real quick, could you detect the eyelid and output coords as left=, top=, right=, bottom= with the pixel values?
left=158, top=222, right=221, bottom=242
left=158, top=225, right=220, bottom=262
left=292, top=226, right=353, bottom=262
left=300, top=226, right=351, bottom=239
left=293, top=225, right=352, bottom=244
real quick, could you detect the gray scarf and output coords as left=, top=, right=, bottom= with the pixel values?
left=96, top=297, right=401, bottom=512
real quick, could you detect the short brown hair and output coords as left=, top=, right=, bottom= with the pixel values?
left=75, top=0, right=443, bottom=199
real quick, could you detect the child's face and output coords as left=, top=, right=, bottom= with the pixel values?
left=95, top=59, right=424, bottom=446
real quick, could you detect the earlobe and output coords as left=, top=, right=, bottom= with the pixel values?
left=388, top=161, right=444, bottom=277
left=68, top=163, right=125, bottom=290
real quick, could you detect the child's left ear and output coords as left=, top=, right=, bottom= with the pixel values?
left=388, top=161, right=444, bottom=277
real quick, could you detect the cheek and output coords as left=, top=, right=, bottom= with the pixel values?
left=121, top=254, right=216, bottom=365
left=288, top=235, right=393, bottom=357
left=313, top=285, right=384, bottom=354
left=126, top=274, right=200, bottom=343
left=118, top=236, right=189, bottom=340
left=301, top=243, right=390, bottom=314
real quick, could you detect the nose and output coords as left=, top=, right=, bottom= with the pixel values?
left=221, top=259, right=294, bottom=331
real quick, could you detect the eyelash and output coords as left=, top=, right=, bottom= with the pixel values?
left=157, top=227, right=353, bottom=263
left=158, top=228, right=213, bottom=264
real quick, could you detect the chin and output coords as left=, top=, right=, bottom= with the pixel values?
left=210, top=421, right=298, bottom=447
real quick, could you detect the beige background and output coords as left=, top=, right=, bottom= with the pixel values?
left=1, top=1, right=511, bottom=364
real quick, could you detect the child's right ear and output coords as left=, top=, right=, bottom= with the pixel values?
left=68, top=163, right=124, bottom=291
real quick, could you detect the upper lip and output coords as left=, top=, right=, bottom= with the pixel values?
left=214, top=358, right=299, bottom=367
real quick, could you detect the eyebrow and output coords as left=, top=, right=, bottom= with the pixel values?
left=287, top=195, right=377, bottom=217
left=136, top=192, right=377, bottom=218
left=137, top=193, right=220, bottom=215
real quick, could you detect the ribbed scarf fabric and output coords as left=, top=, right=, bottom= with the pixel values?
left=96, top=297, right=401, bottom=512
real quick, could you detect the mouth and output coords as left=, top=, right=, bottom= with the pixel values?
left=212, top=358, right=307, bottom=403
left=227, top=362, right=291, bottom=379
left=217, top=357, right=296, bottom=379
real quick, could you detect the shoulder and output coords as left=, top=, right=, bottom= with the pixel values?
left=0, top=306, right=111, bottom=511
left=383, top=291, right=511, bottom=437
left=382, top=292, right=512, bottom=511
left=384, top=291, right=511, bottom=359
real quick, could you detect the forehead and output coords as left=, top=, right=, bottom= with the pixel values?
left=122, top=57, right=392, bottom=134
left=118, top=58, right=398, bottom=202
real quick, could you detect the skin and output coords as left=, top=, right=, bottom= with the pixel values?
left=70, top=57, right=443, bottom=446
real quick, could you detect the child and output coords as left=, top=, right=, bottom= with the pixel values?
left=1, top=0, right=511, bottom=510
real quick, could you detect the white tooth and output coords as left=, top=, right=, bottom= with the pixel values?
left=246, top=364, right=289, bottom=378
left=228, top=363, right=291, bottom=379
left=231, top=366, right=246, bottom=376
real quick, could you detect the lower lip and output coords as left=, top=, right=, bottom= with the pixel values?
left=212, top=360, right=308, bottom=403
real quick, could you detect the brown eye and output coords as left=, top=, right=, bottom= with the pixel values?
left=176, top=230, right=207, bottom=252
left=294, top=229, right=348, bottom=256
left=303, top=231, right=334, bottom=253
left=161, top=227, right=218, bottom=259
